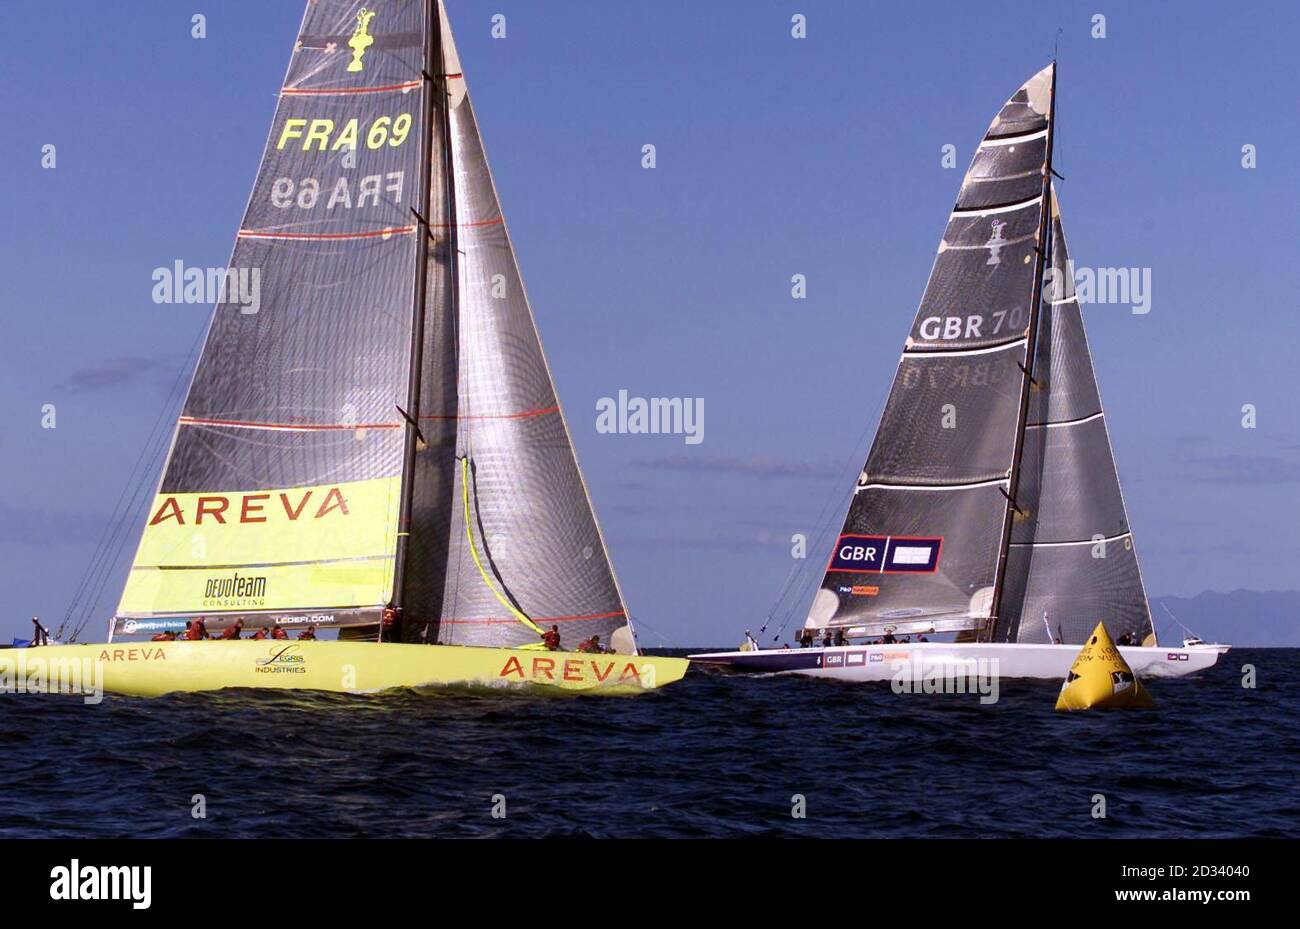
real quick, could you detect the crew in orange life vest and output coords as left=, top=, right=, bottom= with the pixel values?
left=271, top=625, right=288, bottom=640
left=577, top=634, right=602, bottom=653
left=250, top=626, right=269, bottom=640
left=193, top=617, right=211, bottom=640
left=183, top=621, right=201, bottom=641
left=541, top=624, right=561, bottom=651
left=297, top=625, right=317, bottom=641
left=220, top=619, right=244, bottom=640
left=151, top=631, right=177, bottom=642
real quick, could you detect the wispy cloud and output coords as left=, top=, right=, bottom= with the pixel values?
left=632, top=455, right=843, bottom=480
left=56, top=355, right=186, bottom=394
left=0, top=504, right=95, bottom=545
left=1183, top=454, right=1300, bottom=484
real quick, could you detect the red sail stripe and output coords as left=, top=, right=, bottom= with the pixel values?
left=280, top=80, right=422, bottom=96
left=440, top=611, right=626, bottom=626
left=237, top=226, right=415, bottom=241
left=430, top=216, right=504, bottom=229
left=179, top=416, right=401, bottom=432
left=420, top=405, right=558, bottom=422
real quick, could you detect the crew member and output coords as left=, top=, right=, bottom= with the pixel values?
left=194, top=618, right=211, bottom=640
left=271, top=625, right=288, bottom=640
left=577, top=634, right=602, bottom=653
left=381, top=606, right=402, bottom=642
left=220, top=619, right=244, bottom=640
left=151, top=631, right=177, bottom=642
left=297, top=625, right=317, bottom=641
left=821, top=629, right=833, bottom=647
left=250, top=626, right=269, bottom=640
left=833, top=628, right=848, bottom=647
left=541, top=624, right=561, bottom=651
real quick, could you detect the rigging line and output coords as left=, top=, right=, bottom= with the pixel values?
left=459, top=456, right=544, bottom=638
left=768, top=401, right=884, bottom=640
left=73, top=419, right=176, bottom=639
left=63, top=385, right=174, bottom=626
left=65, top=335, right=205, bottom=638
left=72, top=427, right=168, bottom=640
left=756, top=558, right=801, bottom=635
left=623, top=612, right=678, bottom=649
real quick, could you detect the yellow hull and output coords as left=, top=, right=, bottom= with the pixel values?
left=1, top=641, right=688, bottom=698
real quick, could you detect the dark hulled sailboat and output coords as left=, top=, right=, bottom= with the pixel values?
left=693, top=64, right=1227, bottom=681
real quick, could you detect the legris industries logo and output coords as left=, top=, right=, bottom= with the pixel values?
left=256, top=644, right=306, bottom=675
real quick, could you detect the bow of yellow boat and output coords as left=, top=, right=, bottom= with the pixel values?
left=0, top=641, right=688, bottom=698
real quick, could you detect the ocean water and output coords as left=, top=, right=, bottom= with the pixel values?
left=0, top=648, right=1294, bottom=839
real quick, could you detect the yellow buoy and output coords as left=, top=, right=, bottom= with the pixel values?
left=1055, top=621, right=1154, bottom=711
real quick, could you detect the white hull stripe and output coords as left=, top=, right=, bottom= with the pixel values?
left=903, top=337, right=1027, bottom=359
left=1009, top=532, right=1131, bottom=548
left=1025, top=411, right=1105, bottom=430
left=980, top=127, right=1049, bottom=147
left=858, top=475, right=1008, bottom=493
left=952, top=194, right=1041, bottom=218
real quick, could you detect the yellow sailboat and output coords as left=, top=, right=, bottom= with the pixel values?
left=24, top=0, right=686, bottom=697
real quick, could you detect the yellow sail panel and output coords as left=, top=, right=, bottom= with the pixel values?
left=117, top=476, right=401, bottom=615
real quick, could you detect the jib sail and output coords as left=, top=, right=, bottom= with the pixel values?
left=400, top=4, right=634, bottom=653
left=995, top=190, right=1154, bottom=645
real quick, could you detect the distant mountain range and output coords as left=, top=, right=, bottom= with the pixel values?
left=1151, top=590, right=1300, bottom=647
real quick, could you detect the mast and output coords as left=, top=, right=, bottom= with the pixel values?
left=391, top=0, right=445, bottom=626
left=988, top=60, right=1058, bottom=642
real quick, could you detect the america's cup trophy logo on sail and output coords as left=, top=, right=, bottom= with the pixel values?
left=347, top=8, right=377, bottom=72
left=984, top=219, right=1007, bottom=266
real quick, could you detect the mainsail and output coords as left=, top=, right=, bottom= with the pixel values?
left=806, top=65, right=1056, bottom=638
left=114, top=1, right=635, bottom=653
left=996, top=191, right=1153, bottom=645
left=807, top=64, right=1152, bottom=647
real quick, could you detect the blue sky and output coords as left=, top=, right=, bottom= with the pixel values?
left=1, top=1, right=1297, bottom=645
